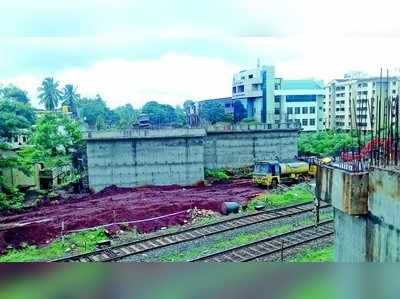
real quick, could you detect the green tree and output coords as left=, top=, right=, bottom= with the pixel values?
left=175, top=106, right=187, bottom=126
left=113, top=104, right=139, bottom=129
left=62, top=84, right=80, bottom=118
left=38, top=77, right=62, bottom=111
left=142, top=101, right=177, bottom=125
left=0, top=84, right=30, bottom=104
left=233, top=100, right=247, bottom=123
left=29, top=113, right=82, bottom=160
left=183, top=100, right=195, bottom=113
left=199, top=101, right=225, bottom=124
left=0, top=99, right=36, bottom=139
left=78, top=95, right=112, bottom=130
left=298, top=130, right=359, bottom=156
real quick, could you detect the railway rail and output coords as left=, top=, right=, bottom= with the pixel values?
left=52, top=201, right=330, bottom=262
left=190, top=219, right=334, bottom=262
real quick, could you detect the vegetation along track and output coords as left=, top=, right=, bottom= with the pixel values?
left=52, top=201, right=330, bottom=262
left=190, top=219, right=334, bottom=262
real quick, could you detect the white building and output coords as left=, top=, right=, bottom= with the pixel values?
left=275, top=79, right=325, bottom=131
left=324, top=74, right=400, bottom=131
left=232, top=66, right=275, bottom=123
left=231, top=65, right=325, bottom=131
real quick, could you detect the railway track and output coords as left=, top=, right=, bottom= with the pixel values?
left=52, top=201, right=330, bottom=262
left=190, top=219, right=334, bottom=262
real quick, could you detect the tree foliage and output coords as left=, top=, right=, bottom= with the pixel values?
left=38, top=78, right=62, bottom=111
left=233, top=100, right=247, bottom=123
left=0, top=98, right=36, bottom=139
left=62, top=84, right=80, bottom=117
left=175, top=106, right=187, bottom=126
left=142, top=101, right=177, bottom=125
left=199, top=101, right=226, bottom=124
left=29, top=113, right=82, bottom=161
left=77, top=95, right=114, bottom=130
left=112, top=104, right=139, bottom=129
left=0, top=84, right=30, bottom=104
left=298, top=131, right=358, bottom=156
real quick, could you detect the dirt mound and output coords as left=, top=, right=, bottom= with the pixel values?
left=0, top=179, right=263, bottom=252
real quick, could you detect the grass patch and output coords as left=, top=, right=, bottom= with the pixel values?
left=0, top=229, right=107, bottom=262
left=289, top=244, right=334, bottom=262
left=248, top=185, right=314, bottom=210
left=159, top=212, right=332, bottom=262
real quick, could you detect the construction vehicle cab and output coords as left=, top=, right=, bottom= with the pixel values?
left=253, top=161, right=281, bottom=188
left=253, top=160, right=315, bottom=188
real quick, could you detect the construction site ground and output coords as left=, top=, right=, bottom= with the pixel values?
left=0, top=179, right=264, bottom=252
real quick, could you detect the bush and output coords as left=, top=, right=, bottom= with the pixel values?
left=0, top=188, right=25, bottom=211
left=205, top=169, right=230, bottom=181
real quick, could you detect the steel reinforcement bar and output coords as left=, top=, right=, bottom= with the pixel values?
left=52, top=201, right=330, bottom=262
left=190, top=219, right=334, bottom=262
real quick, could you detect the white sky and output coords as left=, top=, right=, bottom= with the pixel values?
left=1, top=0, right=400, bottom=108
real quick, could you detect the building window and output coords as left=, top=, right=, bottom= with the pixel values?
left=274, top=108, right=280, bottom=115
left=252, top=84, right=259, bottom=91
left=249, top=74, right=253, bottom=79
left=286, top=95, right=316, bottom=102
left=237, top=85, right=244, bottom=93
left=287, top=107, right=293, bottom=114
left=302, top=107, right=308, bottom=114
left=232, top=87, right=236, bottom=94
left=302, top=119, right=308, bottom=126
left=310, top=119, right=315, bottom=126
left=393, top=90, right=397, bottom=94
left=310, top=107, right=315, bottom=114
left=295, top=107, right=300, bottom=114
left=275, top=96, right=281, bottom=102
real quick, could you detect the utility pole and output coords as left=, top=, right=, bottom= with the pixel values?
left=314, top=197, right=320, bottom=227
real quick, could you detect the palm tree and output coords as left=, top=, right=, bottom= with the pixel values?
left=62, top=84, right=80, bottom=118
left=37, top=77, right=62, bottom=111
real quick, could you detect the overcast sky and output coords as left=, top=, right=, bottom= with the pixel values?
left=1, top=0, right=400, bottom=108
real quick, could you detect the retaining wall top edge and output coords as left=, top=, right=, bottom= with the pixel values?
left=320, top=164, right=369, bottom=175
left=206, top=128, right=300, bottom=134
left=84, top=129, right=207, bottom=140
left=84, top=127, right=300, bottom=140
left=370, top=166, right=400, bottom=176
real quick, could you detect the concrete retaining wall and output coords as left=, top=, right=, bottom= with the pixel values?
left=204, top=129, right=298, bottom=169
left=317, top=165, right=400, bottom=262
left=86, top=129, right=206, bottom=191
left=86, top=127, right=299, bottom=191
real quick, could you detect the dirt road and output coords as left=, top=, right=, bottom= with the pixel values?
left=0, top=180, right=263, bottom=251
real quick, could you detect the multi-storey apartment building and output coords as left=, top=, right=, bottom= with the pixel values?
left=324, top=73, right=400, bottom=131
left=231, top=65, right=325, bottom=131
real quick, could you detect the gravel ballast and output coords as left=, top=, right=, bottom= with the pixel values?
left=119, top=208, right=333, bottom=262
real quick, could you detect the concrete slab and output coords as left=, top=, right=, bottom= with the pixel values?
left=316, top=165, right=368, bottom=215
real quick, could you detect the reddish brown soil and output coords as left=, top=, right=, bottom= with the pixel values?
left=0, top=179, right=263, bottom=252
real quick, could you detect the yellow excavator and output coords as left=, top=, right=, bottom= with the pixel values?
left=252, top=157, right=332, bottom=188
